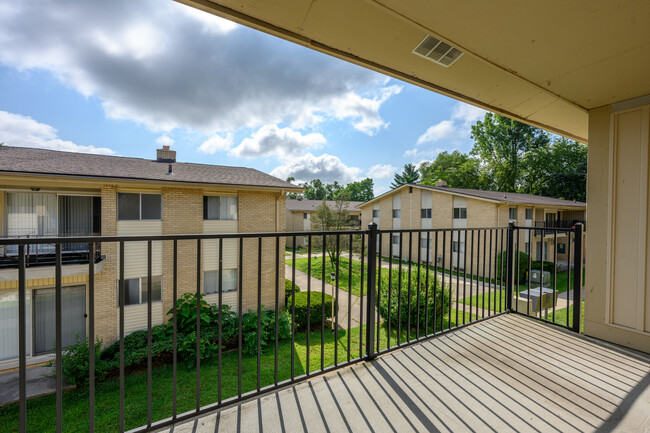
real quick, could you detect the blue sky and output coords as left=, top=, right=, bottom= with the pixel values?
left=0, top=0, right=486, bottom=195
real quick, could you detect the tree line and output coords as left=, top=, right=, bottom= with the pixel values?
left=286, top=178, right=374, bottom=202
left=391, top=113, right=587, bottom=201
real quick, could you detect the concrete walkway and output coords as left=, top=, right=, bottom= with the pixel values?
left=162, top=314, right=650, bottom=433
left=0, top=365, right=73, bottom=407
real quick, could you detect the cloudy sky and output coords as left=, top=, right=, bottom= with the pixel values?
left=0, top=0, right=486, bottom=195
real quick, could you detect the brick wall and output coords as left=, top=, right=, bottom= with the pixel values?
left=94, top=185, right=118, bottom=344
left=239, top=191, right=285, bottom=312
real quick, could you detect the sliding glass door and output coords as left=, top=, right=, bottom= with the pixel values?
left=33, top=286, right=86, bottom=354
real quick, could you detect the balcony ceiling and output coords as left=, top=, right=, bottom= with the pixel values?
left=177, top=0, right=650, bottom=143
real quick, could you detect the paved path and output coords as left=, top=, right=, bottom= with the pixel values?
left=0, top=365, right=73, bottom=406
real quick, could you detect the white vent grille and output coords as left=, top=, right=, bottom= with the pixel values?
left=413, top=35, right=463, bottom=67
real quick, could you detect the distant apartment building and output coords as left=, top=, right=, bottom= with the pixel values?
left=360, top=181, right=586, bottom=270
left=285, top=198, right=363, bottom=247
left=0, top=145, right=299, bottom=368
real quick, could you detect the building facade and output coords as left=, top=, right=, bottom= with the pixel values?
left=0, top=146, right=299, bottom=368
left=285, top=199, right=363, bottom=247
left=360, top=182, right=586, bottom=273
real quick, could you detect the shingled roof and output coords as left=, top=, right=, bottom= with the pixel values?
left=0, top=146, right=301, bottom=190
left=360, top=183, right=586, bottom=208
left=286, top=199, right=364, bottom=212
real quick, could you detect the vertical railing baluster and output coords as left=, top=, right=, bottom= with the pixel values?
left=566, top=228, right=572, bottom=328
left=500, top=228, right=504, bottom=313
left=515, top=229, right=520, bottom=313
left=470, top=230, right=475, bottom=319
left=55, top=243, right=62, bottom=433
left=416, top=233, right=421, bottom=340
left=552, top=231, right=558, bottom=323
left=527, top=235, right=532, bottom=317
left=257, top=237, right=262, bottom=391
left=387, top=238, right=393, bottom=348
left=488, top=230, right=493, bottom=317
left=218, top=238, right=224, bottom=403
left=238, top=238, right=243, bottom=397
left=441, top=231, right=446, bottom=332
left=377, top=232, right=382, bottom=350
left=147, top=240, right=152, bottom=428
left=119, top=241, right=125, bottom=432
left=448, top=230, right=453, bottom=329
left=18, top=244, right=26, bottom=433
left=306, top=235, right=312, bottom=374
left=348, top=233, right=353, bottom=360
left=424, top=232, right=430, bottom=337
left=572, top=224, right=583, bottom=332
left=539, top=229, right=545, bottom=319
left=172, top=240, right=178, bottom=419
left=88, top=242, right=95, bottom=432
left=506, top=224, right=514, bottom=313
left=482, top=230, right=487, bottom=319
left=196, top=239, right=201, bottom=412
left=455, top=230, right=460, bottom=327
left=463, top=231, right=468, bottom=324
left=321, top=235, right=326, bottom=371
left=366, top=223, right=377, bottom=360
left=407, top=232, right=412, bottom=342
left=291, top=236, right=297, bottom=380
left=274, top=236, right=279, bottom=386
left=397, top=232, right=403, bottom=346
left=334, top=235, right=340, bottom=366
left=434, top=231, right=439, bottom=333
left=359, top=233, right=365, bottom=358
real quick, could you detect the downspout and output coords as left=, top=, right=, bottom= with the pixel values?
left=276, top=190, right=285, bottom=232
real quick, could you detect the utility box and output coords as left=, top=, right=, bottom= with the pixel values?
left=529, top=270, right=551, bottom=287
left=517, top=288, right=558, bottom=313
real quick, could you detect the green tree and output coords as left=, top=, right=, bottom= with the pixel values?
left=521, top=137, right=587, bottom=201
left=341, top=178, right=374, bottom=201
left=391, top=163, right=420, bottom=189
left=285, top=177, right=299, bottom=199
left=470, top=113, right=550, bottom=192
left=419, top=151, right=490, bottom=189
left=311, top=194, right=354, bottom=269
left=301, top=179, right=329, bottom=200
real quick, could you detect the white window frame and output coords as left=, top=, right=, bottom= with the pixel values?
left=117, top=276, right=163, bottom=306
left=453, top=207, right=467, bottom=219
left=204, top=269, right=239, bottom=295
left=421, top=208, right=432, bottom=219
left=203, top=195, right=238, bottom=221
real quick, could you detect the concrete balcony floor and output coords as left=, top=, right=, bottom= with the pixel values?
left=162, top=314, right=650, bottom=433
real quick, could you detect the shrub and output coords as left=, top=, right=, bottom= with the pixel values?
left=50, top=335, right=108, bottom=386
left=167, top=293, right=211, bottom=333
left=285, top=279, right=301, bottom=304
left=378, top=268, right=449, bottom=332
left=497, top=250, right=530, bottom=284
left=291, top=292, right=338, bottom=332
left=240, top=308, right=292, bottom=355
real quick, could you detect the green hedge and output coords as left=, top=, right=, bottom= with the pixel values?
left=291, top=291, right=338, bottom=332
left=285, top=279, right=301, bottom=304
left=378, top=268, right=449, bottom=331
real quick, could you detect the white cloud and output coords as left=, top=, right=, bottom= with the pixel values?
left=367, top=164, right=396, bottom=179
left=198, top=133, right=234, bottom=154
left=452, top=102, right=486, bottom=126
left=230, top=125, right=325, bottom=158
left=416, top=120, right=455, bottom=145
left=270, top=153, right=361, bottom=184
left=156, top=135, right=174, bottom=146
left=403, top=147, right=444, bottom=161
left=0, top=0, right=398, bottom=135
left=0, top=110, right=116, bottom=155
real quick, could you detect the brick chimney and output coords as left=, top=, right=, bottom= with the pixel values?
left=434, top=179, right=448, bottom=187
left=157, top=145, right=176, bottom=163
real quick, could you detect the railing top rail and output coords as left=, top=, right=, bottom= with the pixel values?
left=378, top=226, right=510, bottom=234
left=0, top=229, right=369, bottom=245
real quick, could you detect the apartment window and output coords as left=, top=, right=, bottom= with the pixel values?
left=203, top=196, right=238, bottom=220
left=421, top=208, right=432, bottom=219
left=453, top=241, right=459, bottom=253
left=509, top=207, right=517, bottom=220
left=392, top=209, right=401, bottom=218
left=525, top=242, right=530, bottom=254
left=392, top=235, right=400, bottom=245
left=372, top=209, right=380, bottom=218
left=118, top=193, right=161, bottom=221
left=525, top=208, right=533, bottom=220
left=420, top=236, right=430, bottom=250
left=303, top=213, right=308, bottom=219
left=204, top=269, right=238, bottom=294
left=117, top=276, right=162, bottom=306
left=453, top=207, right=467, bottom=219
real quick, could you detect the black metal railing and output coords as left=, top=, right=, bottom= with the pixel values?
left=0, top=223, right=583, bottom=433
left=534, top=220, right=586, bottom=230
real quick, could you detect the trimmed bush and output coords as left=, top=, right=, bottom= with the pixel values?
left=48, top=335, right=108, bottom=386
left=497, top=250, right=530, bottom=284
left=285, top=279, right=301, bottom=304
left=378, top=268, right=449, bottom=332
left=291, top=292, right=338, bottom=332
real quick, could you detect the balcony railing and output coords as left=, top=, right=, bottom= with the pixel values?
left=0, top=234, right=102, bottom=269
left=0, top=223, right=583, bottom=433
left=534, top=220, right=586, bottom=230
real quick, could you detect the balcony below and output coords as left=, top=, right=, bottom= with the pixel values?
left=163, top=314, right=650, bottom=433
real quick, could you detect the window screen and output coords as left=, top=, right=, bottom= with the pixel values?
left=372, top=209, right=379, bottom=218
left=141, top=276, right=162, bottom=303
left=509, top=207, right=517, bottom=220
left=453, top=207, right=467, bottom=219
left=525, top=209, right=533, bottom=220
left=421, top=208, right=432, bottom=218
left=204, top=269, right=238, bottom=294
left=141, top=194, right=162, bottom=220
left=392, top=209, right=401, bottom=218
left=204, top=196, right=238, bottom=220
left=118, top=193, right=140, bottom=220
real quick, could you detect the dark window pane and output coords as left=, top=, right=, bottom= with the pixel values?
left=204, top=196, right=220, bottom=220
left=118, top=278, right=140, bottom=305
left=141, top=194, right=161, bottom=220
left=118, top=193, right=140, bottom=220
left=204, top=271, right=219, bottom=295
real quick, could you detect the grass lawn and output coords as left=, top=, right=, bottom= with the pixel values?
left=287, top=256, right=377, bottom=297
left=459, top=289, right=508, bottom=315
left=544, top=301, right=585, bottom=332
left=0, top=309, right=476, bottom=432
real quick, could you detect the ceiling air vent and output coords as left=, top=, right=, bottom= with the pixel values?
left=413, top=35, right=463, bottom=67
